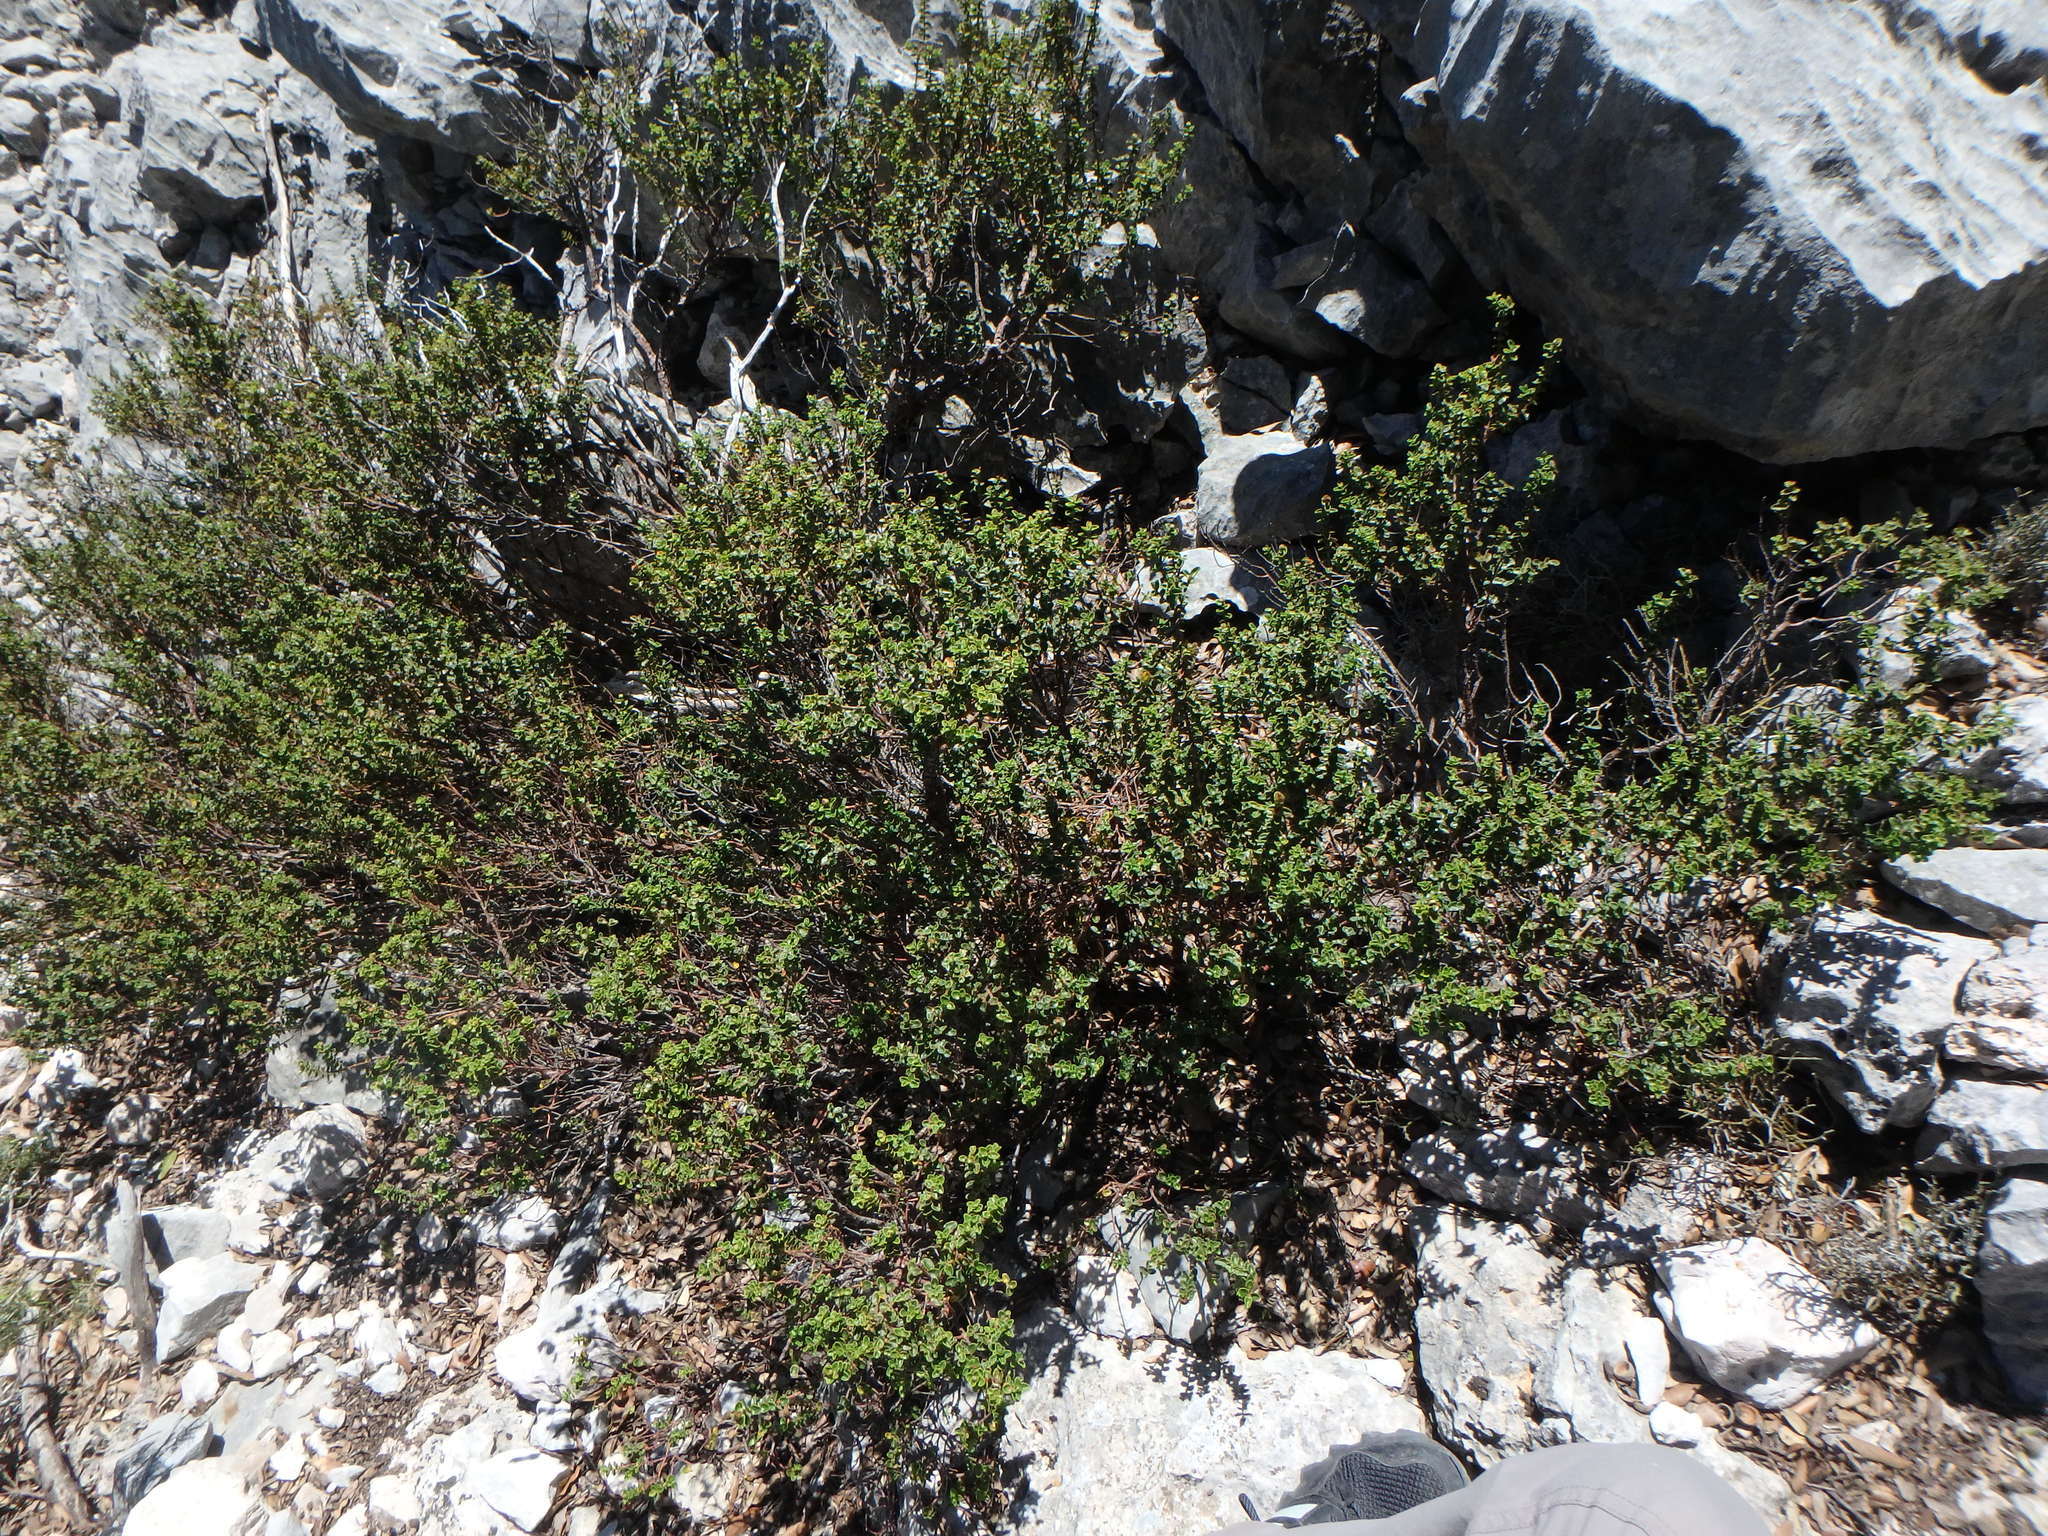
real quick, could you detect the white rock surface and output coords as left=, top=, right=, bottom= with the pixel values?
left=998, top=1306, right=1426, bottom=1536
left=157, top=1253, right=262, bottom=1361
left=123, top=1458, right=265, bottom=1536
left=468, top=1194, right=561, bottom=1252
left=1067, top=1255, right=1156, bottom=1341
left=1652, top=1239, right=1880, bottom=1410
left=144, top=1204, right=234, bottom=1267
left=467, top=1449, right=569, bottom=1531
left=25, top=1046, right=99, bottom=1110
left=1972, top=695, right=2048, bottom=803
left=1404, top=1123, right=1599, bottom=1225
left=248, top=1105, right=370, bottom=1200
left=1191, top=430, right=1333, bottom=550
left=1883, top=848, right=2048, bottom=933
left=1861, top=583, right=1994, bottom=692
left=1772, top=906, right=1994, bottom=1131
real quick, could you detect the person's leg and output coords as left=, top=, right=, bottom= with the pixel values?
left=1205, top=1442, right=1771, bottom=1536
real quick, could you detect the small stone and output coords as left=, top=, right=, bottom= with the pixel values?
left=267, top=1434, right=307, bottom=1482
left=364, top=1361, right=408, bottom=1396
left=1652, top=1238, right=1880, bottom=1410
left=1068, top=1255, right=1156, bottom=1341
left=295, top=1261, right=330, bottom=1296
left=145, top=1205, right=233, bottom=1268
left=467, top=1194, right=561, bottom=1252
left=413, top=1213, right=454, bottom=1254
left=25, top=1047, right=99, bottom=1111
left=1647, top=1401, right=1705, bottom=1446
left=179, top=1359, right=221, bottom=1410
left=248, top=1106, right=370, bottom=1201
left=316, top=1405, right=346, bottom=1430
left=1130, top=546, right=1275, bottom=622
left=1862, top=582, right=1994, bottom=692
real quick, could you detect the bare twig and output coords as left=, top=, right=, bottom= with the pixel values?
left=113, top=1180, right=157, bottom=1402
left=16, top=1329, right=92, bottom=1528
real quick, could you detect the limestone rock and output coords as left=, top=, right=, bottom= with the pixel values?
left=1067, top=1254, right=1155, bottom=1341
left=1860, top=582, right=1994, bottom=692
left=111, top=1412, right=215, bottom=1516
left=157, top=1253, right=262, bottom=1361
left=1977, top=1170, right=2048, bottom=1405
left=1970, top=695, right=2048, bottom=804
left=256, top=0, right=594, bottom=156
left=1951, top=936, right=2048, bottom=1076
left=248, top=1105, right=370, bottom=1200
left=1882, top=848, right=2048, bottom=932
left=998, top=1305, right=1426, bottom=1536
left=143, top=1205, right=233, bottom=1268
left=467, top=1194, right=561, bottom=1252
left=1095, top=1206, right=1225, bottom=1346
left=467, top=1449, right=568, bottom=1532
left=1411, top=1209, right=1788, bottom=1518
left=266, top=989, right=406, bottom=1119
left=122, top=1456, right=264, bottom=1536
left=1411, top=1206, right=1593, bottom=1456
left=1129, top=546, right=1275, bottom=622
left=1403, top=0, right=2048, bottom=461
left=1651, top=1238, right=1880, bottom=1410
left=105, top=31, right=274, bottom=226
left=1403, top=1124, right=1600, bottom=1226
left=1771, top=906, right=1994, bottom=1131
left=26, top=1046, right=99, bottom=1111
left=1918, top=1075, right=2048, bottom=1169
left=1191, top=431, right=1333, bottom=550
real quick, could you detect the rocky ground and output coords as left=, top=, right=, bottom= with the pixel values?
left=2, top=0, right=2048, bottom=1532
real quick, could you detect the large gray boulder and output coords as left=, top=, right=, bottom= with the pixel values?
left=1192, top=430, right=1334, bottom=549
left=1771, top=906, right=1994, bottom=1132
left=1978, top=1170, right=2048, bottom=1405
left=105, top=31, right=275, bottom=227
left=1400, top=0, right=2048, bottom=461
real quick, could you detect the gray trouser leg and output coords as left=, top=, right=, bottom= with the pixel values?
left=1203, top=1443, right=1773, bottom=1536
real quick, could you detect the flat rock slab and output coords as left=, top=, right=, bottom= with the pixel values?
left=1883, top=849, right=2048, bottom=933
left=998, top=1306, right=1422, bottom=1535
left=1919, top=1075, right=2048, bottom=1169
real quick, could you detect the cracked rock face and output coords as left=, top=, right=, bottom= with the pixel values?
left=1400, top=0, right=2048, bottom=461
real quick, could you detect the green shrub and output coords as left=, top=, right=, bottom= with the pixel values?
left=0, top=279, right=1991, bottom=1508
left=490, top=0, right=1181, bottom=445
